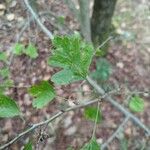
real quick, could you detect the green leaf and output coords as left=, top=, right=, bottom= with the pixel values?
left=0, top=94, right=21, bottom=118
left=91, top=58, right=111, bottom=81
left=25, top=43, right=38, bottom=59
left=129, top=96, right=144, bottom=112
left=51, top=68, right=83, bottom=85
left=0, top=52, right=8, bottom=62
left=84, top=106, right=102, bottom=123
left=13, top=43, right=24, bottom=55
left=0, top=67, right=10, bottom=78
left=48, top=34, right=94, bottom=84
left=80, top=138, right=100, bottom=150
left=23, top=140, right=32, bottom=150
left=28, top=81, right=56, bottom=108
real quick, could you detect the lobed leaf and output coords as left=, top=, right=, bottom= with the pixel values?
left=12, top=42, right=38, bottom=59
left=25, top=43, right=38, bottom=59
left=51, top=68, right=83, bottom=85
left=28, top=81, right=56, bottom=108
left=48, top=34, right=94, bottom=85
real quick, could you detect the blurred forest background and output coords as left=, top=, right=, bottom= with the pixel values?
left=0, top=0, right=150, bottom=149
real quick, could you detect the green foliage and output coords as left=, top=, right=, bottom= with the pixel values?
left=51, top=68, right=83, bottom=85
left=129, top=96, right=144, bottom=112
left=23, top=140, right=32, bottom=150
left=0, top=52, right=8, bottom=62
left=80, top=138, right=100, bottom=150
left=28, top=81, right=56, bottom=108
left=84, top=106, right=102, bottom=123
left=0, top=94, right=21, bottom=118
left=25, top=43, right=38, bottom=59
left=0, top=67, right=10, bottom=78
left=13, top=43, right=25, bottom=55
left=48, top=34, right=94, bottom=85
left=13, top=42, right=38, bottom=59
left=91, top=58, right=112, bottom=81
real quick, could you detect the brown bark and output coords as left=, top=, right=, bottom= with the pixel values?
left=91, top=0, right=117, bottom=47
left=79, top=0, right=91, bottom=43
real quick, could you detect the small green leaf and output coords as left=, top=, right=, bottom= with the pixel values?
left=91, top=58, right=111, bottom=81
left=84, top=106, right=102, bottom=123
left=25, top=43, right=38, bottom=59
left=23, top=140, right=32, bottom=150
left=0, top=52, right=8, bottom=62
left=129, top=96, right=144, bottom=112
left=13, top=43, right=24, bottom=55
left=29, top=81, right=56, bottom=108
left=80, top=138, right=100, bottom=150
left=0, top=67, right=10, bottom=78
left=0, top=94, right=21, bottom=118
left=51, top=68, right=83, bottom=85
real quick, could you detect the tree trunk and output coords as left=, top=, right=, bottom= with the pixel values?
left=79, top=0, right=91, bottom=43
left=91, top=0, right=117, bottom=47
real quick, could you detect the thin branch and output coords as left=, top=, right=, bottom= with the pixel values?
left=92, top=101, right=101, bottom=139
left=97, top=36, right=113, bottom=50
left=0, top=90, right=118, bottom=150
left=101, top=116, right=130, bottom=150
left=24, top=0, right=54, bottom=40
left=86, top=76, right=150, bottom=136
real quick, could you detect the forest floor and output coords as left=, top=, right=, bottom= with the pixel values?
left=0, top=0, right=149, bottom=150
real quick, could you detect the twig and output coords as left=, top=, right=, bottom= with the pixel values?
left=24, top=0, right=54, bottom=40
left=101, top=116, right=130, bottom=150
left=97, top=36, right=113, bottom=50
left=86, top=76, right=150, bottom=136
left=0, top=90, right=117, bottom=150
left=92, top=101, right=101, bottom=139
